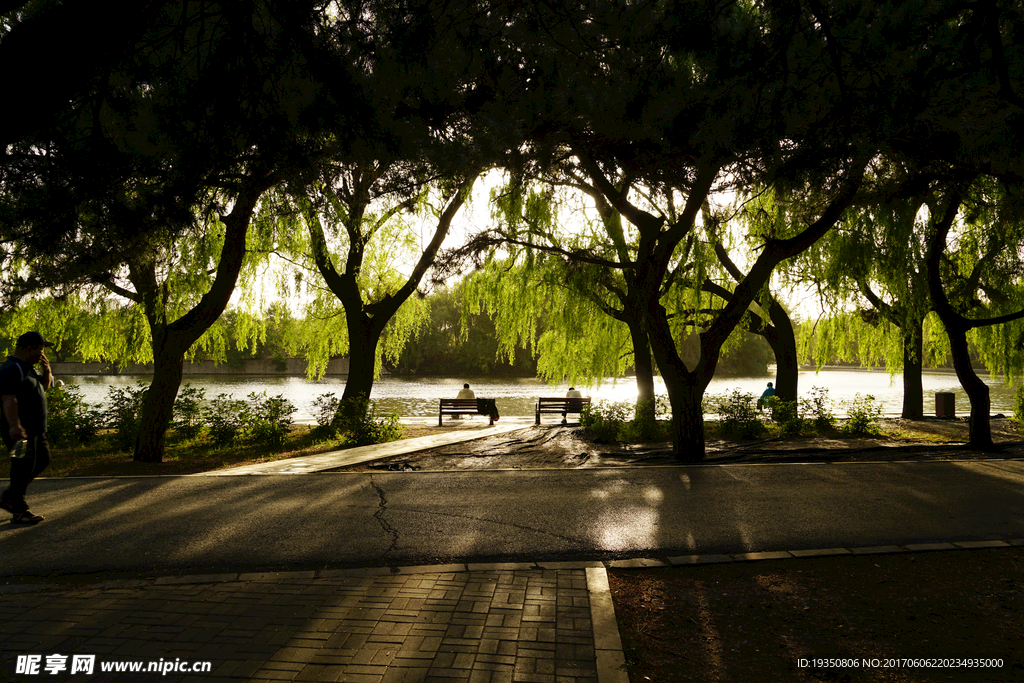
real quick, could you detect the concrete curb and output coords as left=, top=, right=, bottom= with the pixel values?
left=587, top=567, right=630, bottom=683
left=5, top=540, right=1021, bottom=593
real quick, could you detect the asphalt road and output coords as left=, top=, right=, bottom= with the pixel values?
left=2, top=459, right=1023, bottom=578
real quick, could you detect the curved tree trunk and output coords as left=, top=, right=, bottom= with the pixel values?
left=924, top=191, right=994, bottom=449
left=134, top=341, right=185, bottom=462
left=645, top=299, right=710, bottom=463
left=767, top=300, right=798, bottom=403
left=946, top=324, right=993, bottom=447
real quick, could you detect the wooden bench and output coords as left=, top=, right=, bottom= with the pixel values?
left=439, top=398, right=494, bottom=426
left=535, top=397, right=591, bottom=424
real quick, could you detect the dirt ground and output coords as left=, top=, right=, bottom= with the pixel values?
left=341, top=416, right=1024, bottom=682
left=345, top=416, right=1024, bottom=472
left=609, top=548, right=1024, bottom=683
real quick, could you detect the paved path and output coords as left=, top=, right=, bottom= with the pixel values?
left=207, top=419, right=533, bottom=476
left=5, top=460, right=1024, bottom=575
left=1, top=563, right=626, bottom=683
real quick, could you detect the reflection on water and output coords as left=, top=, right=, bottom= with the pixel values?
left=61, top=370, right=1019, bottom=420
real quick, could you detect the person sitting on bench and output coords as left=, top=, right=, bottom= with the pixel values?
left=452, top=383, right=474, bottom=419
left=562, top=387, right=582, bottom=424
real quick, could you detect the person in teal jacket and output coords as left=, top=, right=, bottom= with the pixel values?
left=757, top=382, right=775, bottom=411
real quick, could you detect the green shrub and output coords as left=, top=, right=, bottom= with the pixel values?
left=842, top=393, right=883, bottom=435
left=47, top=383, right=102, bottom=446
left=803, top=385, right=835, bottom=430
left=243, top=392, right=296, bottom=448
left=581, top=399, right=672, bottom=443
left=204, top=393, right=247, bottom=446
left=715, top=390, right=766, bottom=439
left=622, top=398, right=673, bottom=442
left=580, top=401, right=632, bottom=444
left=172, top=384, right=206, bottom=440
left=333, top=395, right=404, bottom=446
left=311, top=392, right=342, bottom=438
left=103, top=383, right=149, bottom=452
left=772, top=399, right=806, bottom=437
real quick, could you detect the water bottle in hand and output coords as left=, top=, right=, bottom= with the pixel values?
left=9, top=439, right=27, bottom=459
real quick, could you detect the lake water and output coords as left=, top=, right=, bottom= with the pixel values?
left=60, top=368, right=1019, bottom=421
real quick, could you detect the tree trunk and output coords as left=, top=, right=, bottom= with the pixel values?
left=767, top=300, right=798, bottom=403
left=625, top=314, right=657, bottom=423
left=946, top=324, right=993, bottom=448
left=133, top=341, right=184, bottom=462
left=669, top=381, right=706, bottom=463
left=644, top=298, right=710, bottom=462
left=901, top=320, right=925, bottom=419
left=339, top=315, right=381, bottom=412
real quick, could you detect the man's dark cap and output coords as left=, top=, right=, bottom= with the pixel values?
left=16, top=331, right=54, bottom=349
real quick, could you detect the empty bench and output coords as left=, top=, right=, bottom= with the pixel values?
left=535, top=397, right=591, bottom=424
left=439, top=398, right=494, bottom=426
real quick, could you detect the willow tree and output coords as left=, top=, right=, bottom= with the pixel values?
left=275, top=169, right=479, bottom=405
left=925, top=180, right=1024, bottom=448
left=0, top=1, right=350, bottom=461
left=463, top=177, right=661, bottom=422
left=793, top=183, right=936, bottom=418
left=494, top=0, right=906, bottom=460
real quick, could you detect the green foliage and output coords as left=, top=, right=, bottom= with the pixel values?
left=842, top=394, right=883, bottom=435
left=172, top=384, right=206, bottom=440
left=243, top=392, right=296, bottom=448
left=332, top=395, right=404, bottom=447
left=802, top=386, right=836, bottom=430
left=771, top=400, right=807, bottom=437
left=392, top=286, right=537, bottom=376
left=714, top=390, right=767, bottom=440
left=716, top=331, right=774, bottom=376
left=102, top=384, right=149, bottom=452
left=798, top=312, right=953, bottom=373
left=622, top=398, right=673, bottom=442
left=580, top=399, right=671, bottom=444
left=1014, top=385, right=1024, bottom=426
left=203, top=394, right=248, bottom=447
left=311, top=392, right=342, bottom=436
left=580, top=401, right=632, bottom=444
left=46, top=384, right=102, bottom=446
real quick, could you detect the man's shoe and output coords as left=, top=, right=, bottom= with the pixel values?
left=11, top=511, right=44, bottom=524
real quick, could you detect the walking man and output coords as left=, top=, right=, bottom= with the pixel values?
left=0, top=331, right=54, bottom=524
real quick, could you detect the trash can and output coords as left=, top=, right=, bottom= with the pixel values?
left=935, top=392, right=955, bottom=418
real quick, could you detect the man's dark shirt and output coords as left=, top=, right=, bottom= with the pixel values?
left=0, top=356, right=47, bottom=441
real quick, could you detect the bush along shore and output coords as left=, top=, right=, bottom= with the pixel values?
left=580, top=386, right=886, bottom=444
left=18, top=383, right=1020, bottom=479
left=22, top=383, right=407, bottom=477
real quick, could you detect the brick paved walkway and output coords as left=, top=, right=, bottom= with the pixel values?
left=0, top=566, right=624, bottom=683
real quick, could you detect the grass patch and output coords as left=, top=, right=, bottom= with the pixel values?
left=0, top=424, right=451, bottom=478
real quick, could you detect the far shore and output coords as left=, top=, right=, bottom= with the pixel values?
left=49, top=359, right=978, bottom=378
